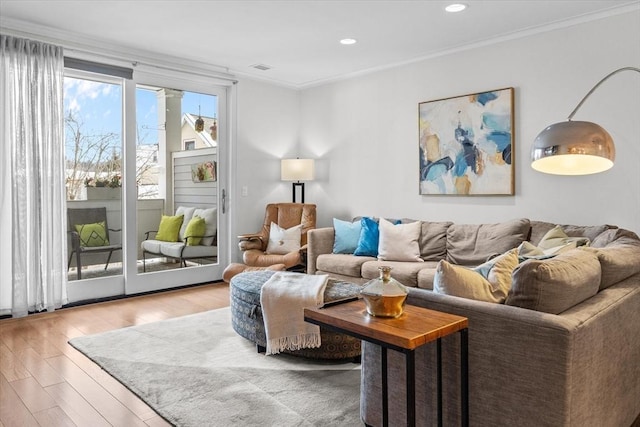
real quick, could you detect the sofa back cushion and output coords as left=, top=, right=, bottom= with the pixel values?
left=528, top=221, right=611, bottom=247
left=193, top=208, right=217, bottom=246
left=409, top=220, right=452, bottom=261
left=175, top=206, right=196, bottom=242
left=582, top=228, right=640, bottom=290
left=505, top=249, right=601, bottom=314
left=446, top=218, right=530, bottom=266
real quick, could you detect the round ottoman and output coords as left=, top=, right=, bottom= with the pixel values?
left=230, top=270, right=363, bottom=360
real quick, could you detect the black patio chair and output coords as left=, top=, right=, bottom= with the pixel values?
left=67, top=207, right=122, bottom=280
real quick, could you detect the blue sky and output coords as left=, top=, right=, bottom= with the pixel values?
left=63, top=77, right=218, bottom=151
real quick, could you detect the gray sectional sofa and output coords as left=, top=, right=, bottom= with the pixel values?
left=306, top=218, right=640, bottom=427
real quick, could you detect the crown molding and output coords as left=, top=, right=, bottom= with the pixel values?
left=0, top=16, right=237, bottom=83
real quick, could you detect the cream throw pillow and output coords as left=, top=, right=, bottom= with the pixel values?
left=433, top=249, right=519, bottom=303
left=377, top=218, right=423, bottom=262
left=266, top=222, right=302, bottom=255
left=536, top=225, right=589, bottom=255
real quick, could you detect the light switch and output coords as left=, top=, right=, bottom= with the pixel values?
left=241, top=186, right=248, bottom=197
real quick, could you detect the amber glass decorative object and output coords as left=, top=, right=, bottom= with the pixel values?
left=360, top=266, right=408, bottom=318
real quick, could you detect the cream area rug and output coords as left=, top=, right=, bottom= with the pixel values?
left=68, top=307, right=362, bottom=427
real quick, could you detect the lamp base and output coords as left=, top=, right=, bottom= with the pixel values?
left=292, top=182, right=305, bottom=203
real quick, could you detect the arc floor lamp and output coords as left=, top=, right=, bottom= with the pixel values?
left=531, top=66, right=640, bottom=175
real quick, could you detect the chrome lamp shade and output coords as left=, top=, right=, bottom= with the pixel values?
left=531, top=66, right=638, bottom=176
left=531, top=120, right=615, bottom=175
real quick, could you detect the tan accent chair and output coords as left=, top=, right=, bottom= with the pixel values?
left=238, top=203, right=316, bottom=269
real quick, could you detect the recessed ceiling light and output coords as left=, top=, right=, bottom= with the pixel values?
left=445, top=3, right=467, bottom=13
left=340, top=38, right=357, bottom=45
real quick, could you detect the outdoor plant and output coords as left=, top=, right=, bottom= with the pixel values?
left=85, top=175, right=122, bottom=188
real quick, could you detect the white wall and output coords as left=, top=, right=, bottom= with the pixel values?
left=297, top=10, right=640, bottom=234
left=232, top=78, right=301, bottom=260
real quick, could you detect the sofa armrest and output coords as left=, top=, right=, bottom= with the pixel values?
left=144, top=230, right=158, bottom=240
left=307, top=227, right=335, bottom=275
left=238, top=233, right=263, bottom=251
left=361, top=279, right=640, bottom=426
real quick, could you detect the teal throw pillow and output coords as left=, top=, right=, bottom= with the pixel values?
left=332, top=218, right=362, bottom=254
left=75, top=221, right=109, bottom=247
left=354, top=217, right=380, bottom=257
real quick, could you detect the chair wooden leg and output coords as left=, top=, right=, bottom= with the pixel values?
left=143, top=252, right=147, bottom=272
left=67, top=251, right=74, bottom=270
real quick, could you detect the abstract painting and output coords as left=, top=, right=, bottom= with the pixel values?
left=419, top=88, right=514, bottom=195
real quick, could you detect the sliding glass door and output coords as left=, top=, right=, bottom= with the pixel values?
left=63, top=70, right=126, bottom=301
left=126, top=74, right=229, bottom=294
left=63, top=64, right=230, bottom=301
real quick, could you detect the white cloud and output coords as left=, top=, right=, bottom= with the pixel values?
left=67, top=98, right=80, bottom=113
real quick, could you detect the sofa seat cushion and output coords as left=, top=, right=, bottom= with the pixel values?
left=141, top=239, right=163, bottom=254
left=416, top=268, right=437, bottom=290
left=180, top=244, right=218, bottom=258
left=143, top=239, right=217, bottom=259
left=159, top=241, right=218, bottom=258
left=361, top=261, right=438, bottom=288
left=316, top=253, right=374, bottom=277
left=506, top=249, right=601, bottom=314
left=446, top=218, right=530, bottom=266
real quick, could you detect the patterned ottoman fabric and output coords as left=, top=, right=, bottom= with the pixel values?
left=230, top=270, right=363, bottom=360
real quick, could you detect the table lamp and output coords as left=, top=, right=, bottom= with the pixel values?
left=281, top=158, right=315, bottom=203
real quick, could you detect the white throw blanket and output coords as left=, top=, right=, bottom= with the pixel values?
left=260, top=272, right=329, bottom=355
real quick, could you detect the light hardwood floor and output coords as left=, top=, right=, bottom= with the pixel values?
left=0, top=282, right=230, bottom=427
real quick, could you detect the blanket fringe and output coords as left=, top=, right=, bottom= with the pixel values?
left=266, top=333, right=322, bottom=355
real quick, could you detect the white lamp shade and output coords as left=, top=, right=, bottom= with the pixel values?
left=281, top=158, right=315, bottom=181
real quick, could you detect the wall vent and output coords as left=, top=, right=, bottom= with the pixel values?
left=250, top=63, right=272, bottom=71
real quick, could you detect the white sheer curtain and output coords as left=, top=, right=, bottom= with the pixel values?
left=0, top=35, right=68, bottom=317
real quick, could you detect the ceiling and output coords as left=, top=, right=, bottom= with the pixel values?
left=1, top=1, right=638, bottom=88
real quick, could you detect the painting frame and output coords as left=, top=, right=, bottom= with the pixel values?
left=191, top=160, right=217, bottom=183
left=418, top=87, right=515, bottom=196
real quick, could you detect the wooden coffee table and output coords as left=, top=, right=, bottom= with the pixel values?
left=304, top=300, right=469, bottom=427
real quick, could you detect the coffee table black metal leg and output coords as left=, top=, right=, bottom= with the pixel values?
left=406, top=349, right=416, bottom=427
left=461, top=329, right=469, bottom=427
left=382, top=347, right=388, bottom=427
left=437, top=338, right=442, bottom=427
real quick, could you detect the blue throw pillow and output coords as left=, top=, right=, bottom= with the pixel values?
left=354, top=217, right=380, bottom=257
left=333, top=218, right=362, bottom=254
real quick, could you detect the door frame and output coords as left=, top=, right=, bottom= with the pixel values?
left=124, top=69, right=234, bottom=295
